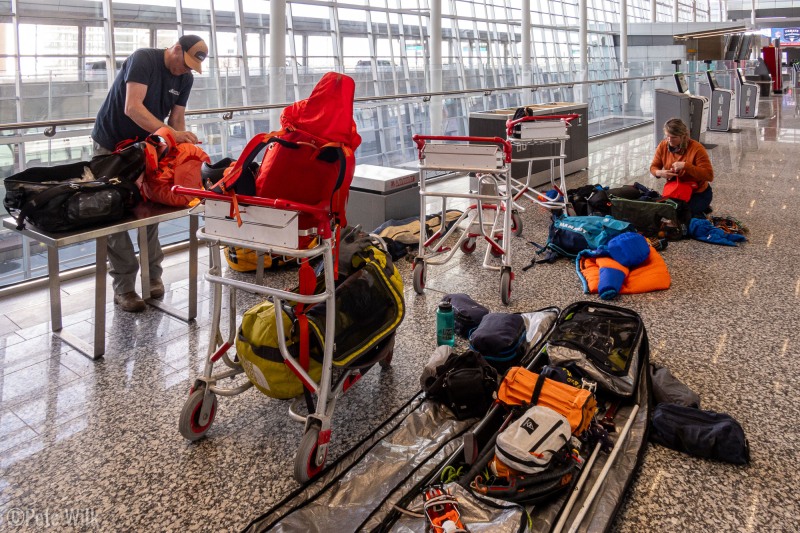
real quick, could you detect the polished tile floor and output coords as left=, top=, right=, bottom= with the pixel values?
left=1, top=93, right=800, bottom=532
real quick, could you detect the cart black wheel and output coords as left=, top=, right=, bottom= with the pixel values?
left=412, top=261, right=426, bottom=294
left=511, top=211, right=524, bottom=236
left=460, top=238, right=477, bottom=254
left=178, top=388, right=217, bottom=441
left=500, top=269, right=512, bottom=306
left=379, top=336, right=395, bottom=369
left=294, top=426, right=326, bottom=483
left=490, top=239, right=504, bottom=258
left=379, top=350, right=394, bottom=369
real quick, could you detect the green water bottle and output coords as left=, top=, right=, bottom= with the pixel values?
left=436, top=301, right=455, bottom=347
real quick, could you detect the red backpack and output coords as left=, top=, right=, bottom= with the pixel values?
left=142, top=127, right=210, bottom=207
left=208, top=72, right=361, bottom=228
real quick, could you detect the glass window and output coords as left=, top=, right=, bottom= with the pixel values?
left=338, top=8, right=367, bottom=22
left=343, top=37, right=371, bottom=68
left=157, top=30, right=178, bottom=49
left=308, top=35, right=335, bottom=58
left=217, top=32, right=240, bottom=73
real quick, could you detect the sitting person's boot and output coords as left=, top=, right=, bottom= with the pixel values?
left=150, top=278, right=165, bottom=299
left=114, top=291, right=146, bottom=312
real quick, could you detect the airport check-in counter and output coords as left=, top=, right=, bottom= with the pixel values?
left=468, top=102, right=588, bottom=188
left=654, top=89, right=705, bottom=147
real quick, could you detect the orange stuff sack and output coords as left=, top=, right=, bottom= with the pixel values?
left=497, top=366, right=597, bottom=435
left=141, top=128, right=210, bottom=207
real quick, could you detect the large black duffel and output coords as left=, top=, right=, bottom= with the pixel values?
left=4, top=143, right=145, bottom=232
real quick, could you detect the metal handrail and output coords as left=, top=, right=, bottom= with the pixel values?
left=0, top=70, right=729, bottom=135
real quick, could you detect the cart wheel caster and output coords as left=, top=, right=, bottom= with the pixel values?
left=294, top=425, right=327, bottom=483
left=412, top=261, right=426, bottom=294
left=511, top=211, right=524, bottom=237
left=460, top=238, right=477, bottom=254
left=500, top=268, right=513, bottom=306
left=178, top=388, right=218, bottom=441
left=490, top=239, right=504, bottom=258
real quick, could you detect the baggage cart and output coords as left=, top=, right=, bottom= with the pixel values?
left=410, top=135, right=516, bottom=305
left=505, top=114, right=580, bottom=216
left=175, top=187, right=394, bottom=483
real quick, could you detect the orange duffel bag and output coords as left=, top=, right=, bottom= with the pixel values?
left=497, top=366, right=597, bottom=435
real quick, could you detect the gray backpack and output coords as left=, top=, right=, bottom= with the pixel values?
left=494, top=405, right=571, bottom=474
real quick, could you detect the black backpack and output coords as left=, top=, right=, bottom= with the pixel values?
left=423, top=350, right=498, bottom=420
left=567, top=184, right=612, bottom=217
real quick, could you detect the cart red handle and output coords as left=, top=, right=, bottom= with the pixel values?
left=505, top=113, right=581, bottom=137
left=411, top=135, right=512, bottom=163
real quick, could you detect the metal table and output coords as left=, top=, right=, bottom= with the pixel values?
left=3, top=203, right=199, bottom=359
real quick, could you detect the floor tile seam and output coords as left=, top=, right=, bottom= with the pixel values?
left=7, top=400, right=90, bottom=440
left=0, top=408, right=38, bottom=439
left=11, top=290, right=214, bottom=346
left=2, top=314, right=23, bottom=332
left=0, top=360, right=84, bottom=412
left=14, top=312, right=99, bottom=341
left=100, top=319, right=195, bottom=352
left=0, top=340, right=77, bottom=374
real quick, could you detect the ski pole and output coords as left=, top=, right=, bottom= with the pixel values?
left=551, top=441, right=601, bottom=533
left=566, top=403, right=640, bottom=533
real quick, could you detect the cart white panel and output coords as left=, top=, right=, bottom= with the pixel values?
left=519, top=120, right=568, bottom=140
left=421, top=144, right=504, bottom=172
left=203, top=199, right=300, bottom=248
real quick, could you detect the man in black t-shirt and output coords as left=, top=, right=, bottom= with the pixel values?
left=91, top=35, right=208, bottom=312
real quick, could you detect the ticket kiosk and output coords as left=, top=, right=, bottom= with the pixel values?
left=705, top=69, right=735, bottom=131
left=675, top=71, right=709, bottom=140
left=734, top=68, right=759, bottom=119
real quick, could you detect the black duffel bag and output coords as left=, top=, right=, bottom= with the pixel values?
left=4, top=142, right=146, bottom=232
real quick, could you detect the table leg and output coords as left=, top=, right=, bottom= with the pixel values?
left=143, top=219, right=197, bottom=323
left=94, top=236, right=107, bottom=357
left=138, top=226, right=151, bottom=300
left=47, top=246, right=62, bottom=331
left=52, top=238, right=106, bottom=360
left=188, top=214, right=198, bottom=320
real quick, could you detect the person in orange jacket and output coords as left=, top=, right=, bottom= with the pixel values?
left=650, top=118, right=714, bottom=218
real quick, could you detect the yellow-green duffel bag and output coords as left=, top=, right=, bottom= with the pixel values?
left=236, top=300, right=322, bottom=399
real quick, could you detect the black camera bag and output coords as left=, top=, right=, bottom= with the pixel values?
left=423, top=350, right=498, bottom=420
